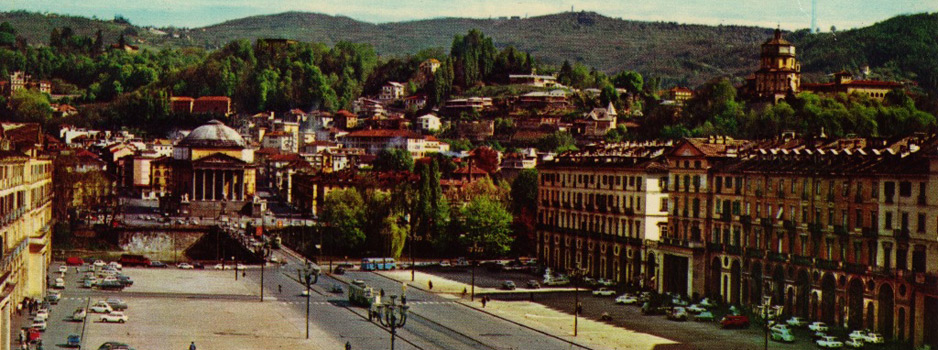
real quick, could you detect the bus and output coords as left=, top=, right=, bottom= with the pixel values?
left=361, top=257, right=396, bottom=271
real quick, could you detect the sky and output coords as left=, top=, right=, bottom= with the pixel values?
left=1, top=0, right=936, bottom=30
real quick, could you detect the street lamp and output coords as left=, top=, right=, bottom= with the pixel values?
left=255, top=243, right=271, bottom=302
left=375, top=295, right=409, bottom=350
left=571, top=266, right=589, bottom=336
left=298, top=261, right=320, bottom=339
left=404, top=214, right=414, bottom=282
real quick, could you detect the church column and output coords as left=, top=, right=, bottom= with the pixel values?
left=191, top=170, right=197, bottom=200
left=200, top=170, right=206, bottom=201
left=234, top=172, right=242, bottom=201
left=209, top=170, right=216, bottom=201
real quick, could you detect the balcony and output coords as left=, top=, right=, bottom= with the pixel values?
left=817, top=259, right=841, bottom=270
left=768, top=251, right=790, bottom=262
left=845, top=263, right=868, bottom=274
left=862, top=227, right=878, bottom=238
left=793, top=255, right=814, bottom=266
left=871, top=266, right=893, bottom=278
left=833, top=225, right=848, bottom=237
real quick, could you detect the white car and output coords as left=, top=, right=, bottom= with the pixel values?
left=848, top=330, right=868, bottom=341
left=90, top=301, right=113, bottom=313
left=771, top=329, right=795, bottom=343
left=817, top=336, right=844, bottom=349
left=31, top=319, right=47, bottom=331
left=53, top=277, right=66, bottom=289
left=863, top=332, right=884, bottom=344
left=770, top=324, right=790, bottom=334
left=93, top=260, right=106, bottom=268
left=686, top=304, right=707, bottom=313
left=615, top=294, right=638, bottom=305
left=72, top=308, right=87, bottom=321
left=108, top=262, right=122, bottom=270
left=786, top=316, right=808, bottom=327
left=236, top=264, right=246, bottom=270
left=699, top=298, right=716, bottom=307
left=58, top=265, right=68, bottom=273
left=597, top=278, right=615, bottom=287
left=809, top=321, right=830, bottom=332
left=845, top=338, right=864, bottom=349
left=592, top=288, right=615, bottom=296
left=100, top=311, right=128, bottom=323
left=34, top=310, right=49, bottom=322
left=178, top=263, right=194, bottom=269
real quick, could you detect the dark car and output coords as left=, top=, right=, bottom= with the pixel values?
left=148, top=261, right=168, bottom=268
left=67, top=334, right=81, bottom=347
left=97, top=341, right=133, bottom=350
left=333, top=266, right=346, bottom=275
left=193, top=262, right=205, bottom=269
left=526, top=280, right=541, bottom=289
left=720, top=315, right=751, bottom=329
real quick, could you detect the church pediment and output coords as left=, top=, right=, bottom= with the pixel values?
left=193, top=153, right=247, bottom=166
left=669, top=141, right=704, bottom=158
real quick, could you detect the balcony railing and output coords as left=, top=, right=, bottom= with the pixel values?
left=845, top=263, right=868, bottom=274
left=768, top=251, right=790, bottom=262
left=862, top=227, right=878, bottom=238
left=746, top=249, right=765, bottom=259
left=793, top=255, right=814, bottom=266
left=833, top=225, right=848, bottom=237
left=817, top=259, right=841, bottom=270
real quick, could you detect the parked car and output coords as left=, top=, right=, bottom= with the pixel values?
left=90, top=301, right=113, bottom=313
left=863, top=332, right=885, bottom=344
left=46, top=291, right=61, bottom=304
left=597, top=278, right=615, bottom=287
left=65, top=257, right=85, bottom=266
left=58, top=265, right=68, bottom=273
left=816, top=336, right=844, bottom=349
left=641, top=302, right=666, bottom=315
left=686, top=304, right=707, bottom=313
left=592, top=288, right=615, bottom=296
left=177, top=263, right=194, bottom=269
left=83, top=278, right=97, bottom=288
left=34, top=309, right=49, bottom=322
left=193, top=262, right=205, bottom=269
left=53, top=277, right=66, bottom=289
left=67, top=334, right=81, bottom=347
left=235, top=264, right=246, bottom=270
left=771, top=329, right=796, bottom=343
left=98, top=280, right=125, bottom=291
left=848, top=330, right=868, bottom=341
left=809, top=321, right=830, bottom=332
left=667, top=307, right=688, bottom=321
left=698, top=297, right=716, bottom=307
left=97, top=341, right=133, bottom=350
left=100, top=311, right=128, bottom=323
left=108, top=262, right=122, bottom=270
left=149, top=261, right=167, bottom=268
left=845, top=338, right=864, bottom=349
left=786, top=316, right=808, bottom=327
left=106, top=298, right=128, bottom=311
left=93, top=260, right=107, bottom=268
left=770, top=324, right=791, bottom=334
left=720, top=315, right=750, bottom=329
left=333, top=266, right=346, bottom=275
left=72, top=308, right=87, bottom=321
left=695, top=311, right=715, bottom=321
left=615, top=294, right=638, bottom=305
left=501, top=280, right=517, bottom=290
left=30, top=319, right=47, bottom=331
left=526, top=280, right=541, bottom=289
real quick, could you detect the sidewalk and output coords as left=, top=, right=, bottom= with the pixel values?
left=377, top=270, right=678, bottom=350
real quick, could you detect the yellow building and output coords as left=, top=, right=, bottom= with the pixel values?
left=0, top=150, right=52, bottom=350
left=745, top=28, right=801, bottom=102
left=802, top=71, right=902, bottom=101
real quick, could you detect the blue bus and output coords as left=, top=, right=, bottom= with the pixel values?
left=361, top=257, right=396, bottom=271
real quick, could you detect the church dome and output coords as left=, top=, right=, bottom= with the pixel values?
left=179, top=120, right=245, bottom=148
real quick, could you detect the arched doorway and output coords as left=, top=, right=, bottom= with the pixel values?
left=730, top=260, right=742, bottom=304
left=710, top=257, right=722, bottom=299
left=751, top=262, right=763, bottom=302
left=772, top=266, right=786, bottom=306
left=878, top=284, right=894, bottom=339
left=847, top=278, right=864, bottom=330
left=821, top=273, right=836, bottom=323
left=811, top=291, right=820, bottom=320
left=786, top=287, right=795, bottom=318
left=796, top=269, right=811, bottom=317
left=866, top=302, right=875, bottom=331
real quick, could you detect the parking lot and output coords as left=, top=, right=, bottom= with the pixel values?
left=416, top=266, right=890, bottom=350
left=24, top=261, right=346, bottom=350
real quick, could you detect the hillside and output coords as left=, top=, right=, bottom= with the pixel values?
left=1, top=10, right=936, bottom=90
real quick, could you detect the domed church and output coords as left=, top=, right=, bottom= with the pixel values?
left=164, top=120, right=257, bottom=217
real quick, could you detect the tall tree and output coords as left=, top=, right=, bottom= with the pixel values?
left=374, top=148, right=414, bottom=172
left=321, top=188, right=367, bottom=251
left=459, top=197, right=513, bottom=259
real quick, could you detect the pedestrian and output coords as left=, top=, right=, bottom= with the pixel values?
left=345, top=341, right=352, bottom=350
left=189, top=341, right=197, bottom=350
left=278, top=284, right=282, bottom=293
left=428, top=280, right=433, bottom=290
left=481, top=297, right=487, bottom=308
left=16, top=302, right=22, bottom=316
left=242, top=271, right=246, bottom=277
left=462, top=287, right=467, bottom=298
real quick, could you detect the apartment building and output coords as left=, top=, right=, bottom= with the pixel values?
left=536, top=142, right=671, bottom=287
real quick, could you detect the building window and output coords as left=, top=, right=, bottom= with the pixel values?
left=856, top=209, right=863, bottom=228
left=899, top=181, right=912, bottom=197
left=885, top=212, right=893, bottom=229
left=918, top=213, right=926, bottom=233
left=884, top=181, right=895, bottom=202
left=872, top=181, right=878, bottom=198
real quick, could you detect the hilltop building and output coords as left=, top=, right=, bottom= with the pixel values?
left=744, top=28, right=801, bottom=102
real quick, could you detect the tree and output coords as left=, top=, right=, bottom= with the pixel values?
left=604, top=124, right=629, bottom=142
left=510, top=169, right=538, bottom=216
left=613, top=70, right=643, bottom=93
left=9, top=89, right=52, bottom=126
left=536, top=131, right=578, bottom=153
left=459, top=197, right=513, bottom=259
left=470, top=146, right=500, bottom=174
left=374, top=148, right=414, bottom=172
left=0, top=21, right=16, bottom=47
left=321, top=188, right=367, bottom=251
left=557, top=60, right=574, bottom=86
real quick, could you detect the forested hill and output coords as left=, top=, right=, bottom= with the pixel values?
left=1, top=10, right=936, bottom=90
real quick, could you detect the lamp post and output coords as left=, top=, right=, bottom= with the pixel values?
left=404, top=214, right=414, bottom=282
left=375, top=295, right=409, bottom=350
left=298, top=261, right=320, bottom=339
left=256, top=243, right=271, bottom=302
left=571, top=266, right=588, bottom=336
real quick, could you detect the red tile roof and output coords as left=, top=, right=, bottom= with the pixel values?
left=346, top=129, right=422, bottom=139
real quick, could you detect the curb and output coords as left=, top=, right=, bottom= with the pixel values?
left=371, top=271, right=593, bottom=350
